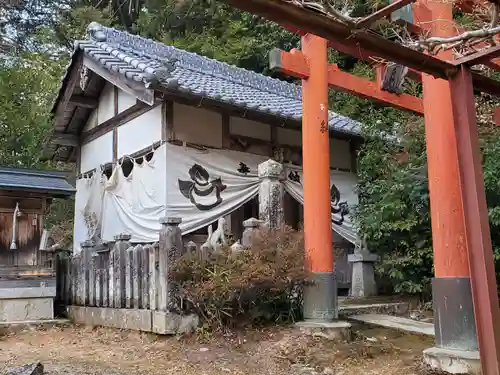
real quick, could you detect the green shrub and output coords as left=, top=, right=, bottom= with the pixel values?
left=172, top=226, right=308, bottom=331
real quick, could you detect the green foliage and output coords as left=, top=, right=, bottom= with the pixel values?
left=352, top=89, right=500, bottom=297
left=354, top=116, right=434, bottom=297
left=134, top=1, right=299, bottom=74
left=0, top=52, right=64, bottom=168
left=173, top=227, right=307, bottom=331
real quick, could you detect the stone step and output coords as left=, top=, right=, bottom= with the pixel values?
left=349, top=313, right=434, bottom=336
left=338, top=300, right=409, bottom=317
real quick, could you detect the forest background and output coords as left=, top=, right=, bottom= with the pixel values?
left=2, top=0, right=500, bottom=298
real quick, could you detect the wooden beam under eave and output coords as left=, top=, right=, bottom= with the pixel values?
left=271, top=49, right=424, bottom=115
left=54, top=54, right=83, bottom=120
left=51, top=132, right=79, bottom=147
left=69, top=95, right=98, bottom=109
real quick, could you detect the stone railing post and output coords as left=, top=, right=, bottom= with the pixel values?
left=241, top=217, right=262, bottom=248
left=79, top=240, right=94, bottom=306
left=258, top=159, right=285, bottom=230
left=348, top=249, right=378, bottom=298
left=158, top=217, right=182, bottom=312
left=112, top=233, right=131, bottom=308
left=153, top=217, right=199, bottom=335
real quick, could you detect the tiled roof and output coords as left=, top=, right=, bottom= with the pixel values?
left=0, top=167, right=75, bottom=197
left=69, top=22, right=362, bottom=137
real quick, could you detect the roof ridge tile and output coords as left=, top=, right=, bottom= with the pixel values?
left=86, top=22, right=302, bottom=100
left=54, top=22, right=362, bottom=139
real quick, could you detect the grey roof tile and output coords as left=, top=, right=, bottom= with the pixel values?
left=63, top=22, right=363, bottom=136
left=0, top=167, right=75, bottom=197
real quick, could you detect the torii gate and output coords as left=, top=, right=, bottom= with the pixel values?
left=218, top=0, right=500, bottom=373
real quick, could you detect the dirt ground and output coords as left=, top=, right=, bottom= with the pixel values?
left=0, top=323, right=441, bottom=375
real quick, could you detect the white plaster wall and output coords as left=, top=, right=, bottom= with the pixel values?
left=80, top=132, right=113, bottom=173
left=230, top=117, right=271, bottom=141
left=117, top=105, right=162, bottom=157
left=173, top=103, right=222, bottom=148
left=118, top=87, right=137, bottom=113
left=97, top=82, right=115, bottom=124
left=83, top=109, right=98, bottom=132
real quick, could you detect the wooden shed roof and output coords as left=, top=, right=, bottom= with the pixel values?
left=0, top=167, right=75, bottom=198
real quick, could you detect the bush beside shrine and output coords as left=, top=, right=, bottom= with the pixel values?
left=172, top=226, right=308, bottom=331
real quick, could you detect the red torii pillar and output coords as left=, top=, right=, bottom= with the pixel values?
left=272, top=4, right=500, bottom=371
left=300, top=34, right=338, bottom=320
left=416, top=0, right=500, bottom=373
left=417, top=0, right=477, bottom=360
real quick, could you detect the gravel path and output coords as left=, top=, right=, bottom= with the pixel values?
left=0, top=324, right=436, bottom=375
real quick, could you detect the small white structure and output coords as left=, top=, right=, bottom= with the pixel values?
left=47, top=23, right=364, bottom=288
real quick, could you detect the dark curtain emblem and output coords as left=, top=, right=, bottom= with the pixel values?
left=237, top=162, right=250, bottom=175
left=178, top=164, right=227, bottom=211
left=288, top=171, right=301, bottom=184
left=330, top=183, right=349, bottom=226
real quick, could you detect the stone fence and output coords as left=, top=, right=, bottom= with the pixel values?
left=56, top=217, right=199, bottom=334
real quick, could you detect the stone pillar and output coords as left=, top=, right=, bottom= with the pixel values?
left=113, top=233, right=131, bottom=308
left=348, top=250, right=378, bottom=298
left=258, top=159, right=285, bottom=230
left=241, top=217, right=262, bottom=248
left=158, top=217, right=182, bottom=312
left=80, top=240, right=94, bottom=306
left=153, top=217, right=199, bottom=335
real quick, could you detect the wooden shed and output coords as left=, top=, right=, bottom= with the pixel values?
left=0, top=167, right=74, bottom=322
left=0, top=167, right=75, bottom=266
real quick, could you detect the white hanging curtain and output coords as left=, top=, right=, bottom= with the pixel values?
left=99, top=143, right=268, bottom=243
left=101, top=145, right=167, bottom=243
left=74, top=142, right=359, bottom=248
left=283, top=164, right=359, bottom=244
left=164, top=144, right=269, bottom=235
left=73, top=171, right=106, bottom=253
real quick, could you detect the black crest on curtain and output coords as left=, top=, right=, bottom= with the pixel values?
left=178, top=164, right=227, bottom=211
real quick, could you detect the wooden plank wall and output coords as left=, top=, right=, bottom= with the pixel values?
left=0, top=193, right=45, bottom=266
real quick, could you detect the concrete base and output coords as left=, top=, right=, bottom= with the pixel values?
left=303, top=272, right=338, bottom=321
left=423, top=347, right=480, bottom=375
left=0, top=287, right=56, bottom=322
left=0, top=298, right=54, bottom=322
left=296, top=320, right=352, bottom=341
left=152, top=311, right=199, bottom=334
left=432, top=277, right=478, bottom=352
left=67, top=306, right=199, bottom=334
left=0, top=319, right=70, bottom=335
left=68, top=306, right=152, bottom=331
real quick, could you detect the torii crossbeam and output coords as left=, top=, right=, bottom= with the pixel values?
left=216, top=0, right=500, bottom=374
